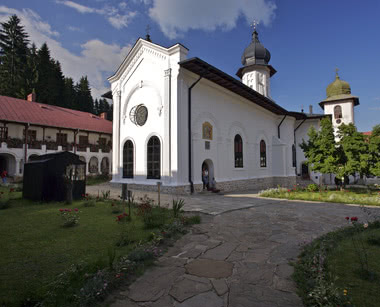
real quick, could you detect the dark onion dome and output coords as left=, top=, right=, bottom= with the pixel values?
left=241, top=30, right=271, bottom=66
left=326, top=72, right=351, bottom=98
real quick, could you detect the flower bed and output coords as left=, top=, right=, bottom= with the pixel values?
left=259, top=186, right=380, bottom=206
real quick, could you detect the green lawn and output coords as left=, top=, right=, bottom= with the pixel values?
left=293, top=221, right=380, bottom=307
left=328, top=227, right=380, bottom=306
left=259, top=187, right=380, bottom=206
left=0, top=186, right=175, bottom=306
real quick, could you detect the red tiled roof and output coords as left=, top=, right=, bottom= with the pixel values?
left=0, top=95, right=112, bottom=134
left=362, top=131, right=372, bottom=136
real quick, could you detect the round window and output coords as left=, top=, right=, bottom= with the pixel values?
left=136, top=105, right=148, bottom=126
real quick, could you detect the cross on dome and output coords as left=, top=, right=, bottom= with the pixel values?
left=250, top=20, right=259, bottom=32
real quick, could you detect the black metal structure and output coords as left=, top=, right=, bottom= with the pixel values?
left=23, top=151, right=86, bottom=202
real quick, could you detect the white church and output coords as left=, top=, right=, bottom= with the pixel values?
left=105, top=29, right=359, bottom=194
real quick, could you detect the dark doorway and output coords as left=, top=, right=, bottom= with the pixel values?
left=0, top=155, right=6, bottom=172
left=301, top=163, right=309, bottom=179
left=201, top=159, right=215, bottom=190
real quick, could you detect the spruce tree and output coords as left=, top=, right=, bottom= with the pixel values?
left=0, top=15, right=29, bottom=98
left=63, top=77, right=76, bottom=109
left=35, top=43, right=53, bottom=104
left=75, top=76, right=93, bottom=113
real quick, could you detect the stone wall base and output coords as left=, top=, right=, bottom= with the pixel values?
left=111, top=176, right=296, bottom=195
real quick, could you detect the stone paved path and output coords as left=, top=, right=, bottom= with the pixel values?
left=90, top=183, right=380, bottom=307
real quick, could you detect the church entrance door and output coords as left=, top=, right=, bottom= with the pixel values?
left=301, top=162, right=309, bottom=179
left=201, top=159, right=214, bottom=190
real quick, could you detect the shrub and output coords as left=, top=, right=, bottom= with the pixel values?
left=101, top=190, right=111, bottom=200
left=143, top=208, right=167, bottom=229
left=182, top=215, right=201, bottom=225
left=110, top=202, right=123, bottom=214
left=172, top=199, right=185, bottom=218
left=307, top=184, right=319, bottom=192
left=59, top=208, right=80, bottom=227
left=127, top=248, right=154, bottom=262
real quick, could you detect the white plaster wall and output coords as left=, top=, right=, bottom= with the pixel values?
left=242, top=67, right=271, bottom=98
left=295, top=119, right=321, bottom=183
left=183, top=72, right=295, bottom=186
left=110, top=38, right=188, bottom=186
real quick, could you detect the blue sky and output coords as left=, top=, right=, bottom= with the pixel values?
left=0, top=0, right=379, bottom=132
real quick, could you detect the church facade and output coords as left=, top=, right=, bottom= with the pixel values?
left=107, top=30, right=358, bottom=193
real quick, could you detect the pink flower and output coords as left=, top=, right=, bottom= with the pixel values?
left=74, top=208, right=78, bottom=212
left=68, top=209, right=72, bottom=212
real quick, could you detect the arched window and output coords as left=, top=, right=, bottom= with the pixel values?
left=334, top=105, right=342, bottom=119
left=292, top=144, right=296, bottom=168
left=234, top=134, right=243, bottom=168
left=147, top=136, right=161, bottom=179
left=123, top=140, right=134, bottom=178
left=260, top=140, right=267, bottom=167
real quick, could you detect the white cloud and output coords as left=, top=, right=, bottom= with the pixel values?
left=56, top=1, right=96, bottom=13
left=56, top=0, right=137, bottom=29
left=67, top=25, right=83, bottom=32
left=148, top=0, right=276, bottom=39
left=0, top=6, right=131, bottom=99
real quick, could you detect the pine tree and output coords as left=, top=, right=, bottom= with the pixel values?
left=35, top=43, right=53, bottom=104
left=23, top=43, right=39, bottom=98
left=63, top=77, right=76, bottom=109
left=75, top=76, right=93, bottom=112
left=93, top=98, right=99, bottom=115
left=0, top=15, right=29, bottom=98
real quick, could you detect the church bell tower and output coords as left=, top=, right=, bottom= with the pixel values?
left=318, top=69, right=359, bottom=135
left=236, top=22, right=276, bottom=98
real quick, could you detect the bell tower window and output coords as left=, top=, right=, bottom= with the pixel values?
left=334, top=105, right=342, bottom=119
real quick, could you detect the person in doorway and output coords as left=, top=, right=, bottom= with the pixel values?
left=1, top=170, right=7, bottom=185
left=202, top=168, right=209, bottom=190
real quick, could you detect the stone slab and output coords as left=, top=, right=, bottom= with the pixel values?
left=211, top=279, right=228, bottom=296
left=174, top=291, right=224, bottom=307
left=185, top=259, right=233, bottom=278
left=200, top=242, right=238, bottom=260
left=169, top=275, right=212, bottom=302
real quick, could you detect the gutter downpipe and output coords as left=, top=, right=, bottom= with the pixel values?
left=277, top=115, right=287, bottom=139
left=294, top=118, right=307, bottom=175
left=188, top=75, right=203, bottom=194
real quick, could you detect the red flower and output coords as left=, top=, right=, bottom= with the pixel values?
left=351, top=217, right=358, bottom=222
left=74, top=208, right=78, bottom=212
left=59, top=209, right=64, bottom=212
left=68, top=209, right=72, bottom=212
left=287, top=189, right=291, bottom=192
left=345, top=217, right=349, bottom=220
left=9, top=188, right=14, bottom=192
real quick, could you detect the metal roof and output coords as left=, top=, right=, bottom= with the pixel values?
left=0, top=95, right=112, bottom=134
left=179, top=57, right=289, bottom=116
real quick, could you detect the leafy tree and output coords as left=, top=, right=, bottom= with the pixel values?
left=0, top=15, right=29, bottom=98
left=368, top=124, right=380, bottom=176
left=300, top=117, right=340, bottom=176
left=336, top=123, right=369, bottom=180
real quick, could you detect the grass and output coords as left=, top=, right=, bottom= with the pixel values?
left=86, top=174, right=111, bottom=186
left=259, top=186, right=380, bottom=206
left=0, top=186, right=187, bottom=306
left=293, top=220, right=380, bottom=307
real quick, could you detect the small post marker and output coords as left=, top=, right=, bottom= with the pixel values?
left=157, top=182, right=162, bottom=207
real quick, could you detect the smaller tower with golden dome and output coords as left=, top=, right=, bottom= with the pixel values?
left=319, top=69, right=359, bottom=134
